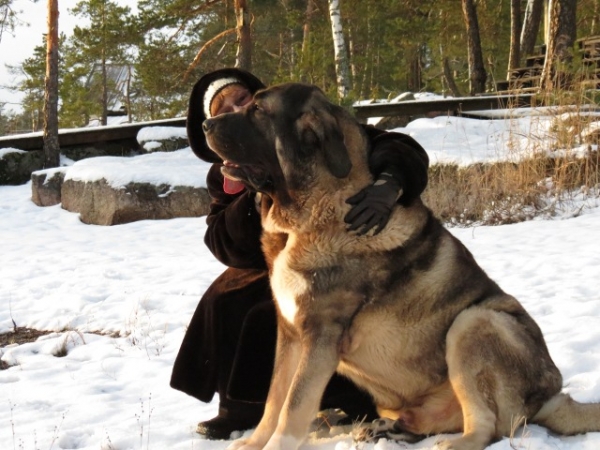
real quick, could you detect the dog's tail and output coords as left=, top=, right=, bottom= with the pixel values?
left=532, top=393, right=600, bottom=435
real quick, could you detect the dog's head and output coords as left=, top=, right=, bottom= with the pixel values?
left=202, top=83, right=368, bottom=203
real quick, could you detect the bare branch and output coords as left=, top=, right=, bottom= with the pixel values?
left=183, top=28, right=237, bottom=82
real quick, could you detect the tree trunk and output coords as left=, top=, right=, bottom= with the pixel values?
left=520, top=0, right=544, bottom=56
left=43, top=0, right=60, bottom=169
left=407, top=46, right=423, bottom=92
left=327, top=0, right=350, bottom=100
left=541, top=0, right=577, bottom=89
left=461, top=0, right=487, bottom=94
left=443, top=57, right=463, bottom=97
left=301, top=0, right=315, bottom=61
left=592, top=0, right=599, bottom=35
left=554, top=0, right=576, bottom=62
left=101, top=53, right=108, bottom=126
left=507, top=0, right=521, bottom=79
left=101, top=0, right=108, bottom=126
left=126, top=65, right=132, bottom=123
left=235, top=0, right=252, bottom=71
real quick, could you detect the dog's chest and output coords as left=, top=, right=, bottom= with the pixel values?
left=270, top=243, right=311, bottom=325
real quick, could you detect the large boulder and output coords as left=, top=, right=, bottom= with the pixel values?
left=31, top=168, right=67, bottom=206
left=0, top=149, right=45, bottom=185
left=60, top=179, right=210, bottom=225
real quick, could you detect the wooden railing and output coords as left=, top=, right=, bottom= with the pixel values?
left=353, top=93, right=534, bottom=122
left=0, top=117, right=186, bottom=152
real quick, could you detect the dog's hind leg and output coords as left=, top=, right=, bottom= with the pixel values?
left=439, top=304, right=561, bottom=450
left=227, top=329, right=301, bottom=450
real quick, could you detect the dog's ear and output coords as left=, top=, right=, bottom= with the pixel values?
left=300, top=108, right=352, bottom=179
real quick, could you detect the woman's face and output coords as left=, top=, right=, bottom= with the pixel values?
left=210, top=84, right=252, bottom=117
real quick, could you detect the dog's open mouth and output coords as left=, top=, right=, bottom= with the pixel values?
left=221, top=160, right=272, bottom=192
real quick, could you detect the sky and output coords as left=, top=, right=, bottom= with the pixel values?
left=0, top=0, right=138, bottom=114
left=1, top=114, right=600, bottom=450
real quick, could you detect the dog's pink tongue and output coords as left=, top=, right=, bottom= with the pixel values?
left=223, top=178, right=245, bottom=195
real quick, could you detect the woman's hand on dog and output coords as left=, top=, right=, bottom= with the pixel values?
left=344, top=172, right=403, bottom=235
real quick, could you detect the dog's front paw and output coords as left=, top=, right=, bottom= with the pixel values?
left=226, top=438, right=262, bottom=450
left=434, top=436, right=488, bottom=450
left=263, top=432, right=303, bottom=450
left=434, top=440, right=454, bottom=450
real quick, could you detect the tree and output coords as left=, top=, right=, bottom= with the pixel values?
left=0, top=0, right=18, bottom=43
left=520, top=0, right=544, bottom=57
left=11, top=41, right=48, bottom=131
left=327, top=0, right=350, bottom=99
left=43, top=0, right=60, bottom=168
left=461, top=0, right=487, bottom=94
left=70, top=0, right=137, bottom=125
left=541, top=0, right=577, bottom=89
left=235, top=0, right=252, bottom=70
left=507, top=0, right=521, bottom=78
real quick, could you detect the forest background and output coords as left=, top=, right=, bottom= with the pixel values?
left=0, top=0, right=599, bottom=136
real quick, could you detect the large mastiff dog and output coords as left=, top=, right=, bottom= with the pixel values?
left=202, top=83, right=600, bottom=450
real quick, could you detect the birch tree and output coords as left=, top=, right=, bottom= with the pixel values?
left=43, top=0, right=60, bottom=168
left=328, top=0, right=350, bottom=100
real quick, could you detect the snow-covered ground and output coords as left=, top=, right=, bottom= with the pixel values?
left=1, top=113, right=600, bottom=450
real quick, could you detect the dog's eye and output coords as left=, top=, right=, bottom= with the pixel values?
left=252, top=103, right=261, bottom=112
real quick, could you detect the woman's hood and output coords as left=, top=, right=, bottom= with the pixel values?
left=186, top=68, right=266, bottom=163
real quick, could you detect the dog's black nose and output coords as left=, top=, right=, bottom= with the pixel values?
left=203, top=119, right=215, bottom=133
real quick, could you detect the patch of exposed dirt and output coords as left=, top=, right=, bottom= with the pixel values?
left=0, top=327, right=54, bottom=348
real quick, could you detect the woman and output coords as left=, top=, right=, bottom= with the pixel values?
left=171, top=68, right=429, bottom=439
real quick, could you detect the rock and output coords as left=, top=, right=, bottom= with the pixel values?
left=31, top=168, right=67, bottom=206
left=137, top=127, right=189, bottom=153
left=0, top=149, right=45, bottom=185
left=60, top=179, right=210, bottom=225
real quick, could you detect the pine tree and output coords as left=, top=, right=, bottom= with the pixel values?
left=43, top=0, right=60, bottom=169
left=69, top=0, right=138, bottom=125
left=0, top=0, right=18, bottom=43
left=541, top=0, right=577, bottom=90
left=462, top=0, right=487, bottom=94
left=13, top=41, right=48, bottom=131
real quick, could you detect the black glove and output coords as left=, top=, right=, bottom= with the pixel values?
left=344, top=173, right=402, bottom=235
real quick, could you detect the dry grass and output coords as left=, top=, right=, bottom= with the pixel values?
left=424, top=149, right=600, bottom=226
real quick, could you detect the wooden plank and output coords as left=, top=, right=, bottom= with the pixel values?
left=525, top=54, right=545, bottom=68
left=494, top=87, right=541, bottom=95
left=353, top=94, right=535, bottom=121
left=578, top=35, right=600, bottom=49
left=0, top=117, right=186, bottom=151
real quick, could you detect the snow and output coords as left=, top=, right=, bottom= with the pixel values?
left=64, top=148, right=209, bottom=190
left=0, top=147, right=26, bottom=158
left=1, top=113, right=600, bottom=450
left=137, top=127, right=189, bottom=143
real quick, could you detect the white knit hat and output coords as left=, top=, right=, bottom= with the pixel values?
left=203, top=77, right=243, bottom=119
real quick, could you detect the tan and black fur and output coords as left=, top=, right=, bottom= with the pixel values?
left=202, top=83, right=600, bottom=450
